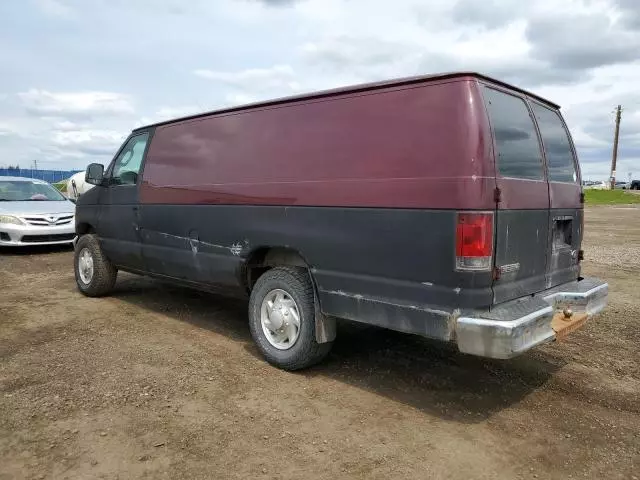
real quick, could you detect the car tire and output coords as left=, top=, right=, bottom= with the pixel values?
left=248, top=267, right=333, bottom=371
left=74, top=234, right=117, bottom=297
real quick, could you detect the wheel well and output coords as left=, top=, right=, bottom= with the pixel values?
left=244, top=247, right=310, bottom=291
left=76, top=223, right=95, bottom=235
left=244, top=247, right=336, bottom=345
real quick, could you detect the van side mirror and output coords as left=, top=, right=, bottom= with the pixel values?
left=86, top=163, right=105, bottom=186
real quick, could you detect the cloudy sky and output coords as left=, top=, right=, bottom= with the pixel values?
left=0, top=0, right=638, bottom=180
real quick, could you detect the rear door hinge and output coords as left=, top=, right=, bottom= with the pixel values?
left=494, top=187, right=502, bottom=203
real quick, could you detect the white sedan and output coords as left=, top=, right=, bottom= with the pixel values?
left=0, top=176, right=76, bottom=247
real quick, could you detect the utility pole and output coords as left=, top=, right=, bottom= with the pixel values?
left=610, top=105, right=622, bottom=189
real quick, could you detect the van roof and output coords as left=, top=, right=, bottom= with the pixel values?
left=134, top=71, right=560, bottom=131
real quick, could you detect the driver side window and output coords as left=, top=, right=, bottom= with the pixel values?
left=111, top=133, right=149, bottom=185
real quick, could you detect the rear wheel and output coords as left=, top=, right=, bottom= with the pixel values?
left=248, top=267, right=333, bottom=370
left=74, top=234, right=117, bottom=297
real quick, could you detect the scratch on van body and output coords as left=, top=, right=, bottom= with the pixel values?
left=230, top=243, right=243, bottom=256
left=327, top=290, right=450, bottom=317
left=471, top=174, right=477, bottom=181
left=453, top=287, right=461, bottom=295
left=189, top=238, right=198, bottom=254
left=422, top=282, right=434, bottom=287
left=156, top=231, right=247, bottom=256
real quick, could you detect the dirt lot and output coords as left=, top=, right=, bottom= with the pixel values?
left=1, top=206, right=638, bottom=480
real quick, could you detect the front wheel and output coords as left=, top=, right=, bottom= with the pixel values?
left=74, top=234, right=117, bottom=297
left=248, top=267, right=333, bottom=370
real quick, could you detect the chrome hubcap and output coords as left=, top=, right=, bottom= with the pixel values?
left=260, top=289, right=301, bottom=350
left=78, top=248, right=94, bottom=284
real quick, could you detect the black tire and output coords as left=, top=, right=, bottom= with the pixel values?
left=248, top=267, right=333, bottom=370
left=74, top=234, right=117, bottom=297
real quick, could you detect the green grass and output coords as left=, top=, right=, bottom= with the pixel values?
left=52, top=181, right=67, bottom=193
left=584, top=189, right=640, bottom=205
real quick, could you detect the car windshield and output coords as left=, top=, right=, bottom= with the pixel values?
left=0, top=180, right=66, bottom=201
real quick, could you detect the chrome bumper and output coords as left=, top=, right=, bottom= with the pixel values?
left=455, top=277, right=608, bottom=359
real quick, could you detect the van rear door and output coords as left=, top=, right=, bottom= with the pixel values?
left=529, top=101, right=583, bottom=289
left=482, top=86, right=551, bottom=304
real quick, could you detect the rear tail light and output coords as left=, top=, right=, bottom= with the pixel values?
left=455, top=212, right=494, bottom=271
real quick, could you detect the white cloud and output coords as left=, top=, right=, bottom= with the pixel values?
left=28, top=128, right=126, bottom=163
left=154, top=106, right=201, bottom=119
left=0, top=123, right=18, bottom=137
left=50, top=129, right=123, bottom=147
left=51, top=120, right=84, bottom=131
left=133, top=106, right=213, bottom=128
left=194, top=65, right=300, bottom=91
left=18, top=89, right=134, bottom=118
left=224, top=93, right=260, bottom=106
left=33, top=0, right=74, bottom=18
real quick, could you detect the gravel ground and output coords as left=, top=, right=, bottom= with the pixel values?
left=0, top=205, right=639, bottom=480
left=582, top=205, right=640, bottom=270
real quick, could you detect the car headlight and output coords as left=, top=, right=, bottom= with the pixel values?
left=0, top=215, right=24, bottom=225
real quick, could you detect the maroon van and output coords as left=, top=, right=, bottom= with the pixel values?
left=73, top=72, right=608, bottom=370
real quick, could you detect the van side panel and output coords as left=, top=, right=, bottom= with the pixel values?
left=140, top=80, right=494, bottom=210
left=138, top=79, right=496, bottom=338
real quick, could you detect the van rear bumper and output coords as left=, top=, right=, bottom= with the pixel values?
left=455, top=277, right=608, bottom=359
